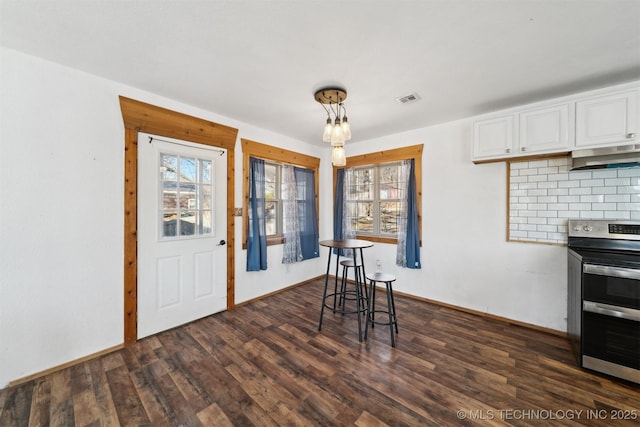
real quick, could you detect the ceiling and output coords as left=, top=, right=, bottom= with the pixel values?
left=1, top=1, right=639, bottom=146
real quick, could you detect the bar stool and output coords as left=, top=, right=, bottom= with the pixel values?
left=364, top=272, right=399, bottom=347
left=339, top=259, right=368, bottom=314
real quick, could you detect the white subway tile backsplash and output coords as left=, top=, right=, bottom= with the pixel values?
left=580, top=179, right=604, bottom=187
left=605, top=211, right=630, bottom=219
left=581, top=211, right=605, bottom=219
left=520, top=168, right=538, bottom=176
left=569, top=187, right=592, bottom=196
left=605, top=177, right=630, bottom=186
left=538, top=196, right=558, bottom=203
left=538, top=167, right=559, bottom=174
left=509, top=157, right=640, bottom=244
left=605, top=194, right=630, bottom=202
left=559, top=195, right=580, bottom=203
left=569, top=203, right=593, bottom=210
left=592, top=170, right=619, bottom=178
left=580, top=195, right=605, bottom=203
left=558, top=180, right=579, bottom=188
left=591, top=186, right=617, bottom=195
left=619, top=168, right=640, bottom=177
left=618, top=203, right=640, bottom=211
left=591, top=203, right=617, bottom=211
left=538, top=182, right=558, bottom=189
left=528, top=160, right=549, bottom=168
left=570, top=171, right=592, bottom=180
left=549, top=173, right=570, bottom=182
left=528, top=175, right=548, bottom=182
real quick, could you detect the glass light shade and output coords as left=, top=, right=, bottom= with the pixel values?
left=331, top=119, right=345, bottom=146
left=322, top=118, right=332, bottom=143
left=331, top=146, right=346, bottom=167
left=341, top=117, right=351, bottom=140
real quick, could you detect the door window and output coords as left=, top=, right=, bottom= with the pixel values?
left=160, top=153, right=214, bottom=238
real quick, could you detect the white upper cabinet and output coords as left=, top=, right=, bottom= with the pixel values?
left=471, top=81, right=639, bottom=163
left=519, top=103, right=572, bottom=155
left=575, top=89, right=638, bottom=148
left=472, top=103, right=571, bottom=162
left=472, top=115, right=516, bottom=160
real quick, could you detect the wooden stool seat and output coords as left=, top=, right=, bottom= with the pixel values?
left=338, top=258, right=368, bottom=315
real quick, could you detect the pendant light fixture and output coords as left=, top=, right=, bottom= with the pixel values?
left=314, top=87, right=351, bottom=166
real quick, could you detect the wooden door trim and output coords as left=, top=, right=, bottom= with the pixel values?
left=119, top=96, right=238, bottom=345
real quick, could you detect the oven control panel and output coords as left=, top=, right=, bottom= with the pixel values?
left=569, top=219, right=640, bottom=240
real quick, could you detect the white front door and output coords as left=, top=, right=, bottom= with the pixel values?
left=137, top=132, right=227, bottom=339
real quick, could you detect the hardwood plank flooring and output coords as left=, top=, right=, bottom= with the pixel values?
left=1, top=279, right=638, bottom=426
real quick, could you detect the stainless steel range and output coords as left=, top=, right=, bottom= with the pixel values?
left=567, top=219, right=640, bottom=384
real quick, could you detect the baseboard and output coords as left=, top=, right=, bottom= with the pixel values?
left=393, top=289, right=567, bottom=337
left=328, top=275, right=567, bottom=338
left=233, top=275, right=326, bottom=308
left=8, top=344, right=124, bottom=388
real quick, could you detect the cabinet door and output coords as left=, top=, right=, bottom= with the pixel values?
left=576, top=90, right=638, bottom=148
left=472, top=115, right=516, bottom=160
left=519, top=103, right=571, bottom=154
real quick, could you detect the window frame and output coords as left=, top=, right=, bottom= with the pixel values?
left=333, top=144, right=423, bottom=245
left=242, top=139, right=321, bottom=249
left=158, top=152, right=215, bottom=240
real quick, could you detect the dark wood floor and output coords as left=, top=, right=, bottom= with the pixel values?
left=1, top=279, right=638, bottom=426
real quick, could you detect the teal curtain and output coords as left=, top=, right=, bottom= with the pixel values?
left=405, top=159, right=421, bottom=268
left=294, top=167, right=319, bottom=260
left=246, top=157, right=267, bottom=271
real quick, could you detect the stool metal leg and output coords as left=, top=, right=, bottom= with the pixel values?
left=353, top=249, right=363, bottom=341
left=318, top=247, right=333, bottom=331
left=389, top=281, right=398, bottom=333
left=364, top=278, right=373, bottom=340
left=385, top=281, right=396, bottom=347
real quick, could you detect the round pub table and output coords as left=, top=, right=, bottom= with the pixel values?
left=318, top=239, right=373, bottom=342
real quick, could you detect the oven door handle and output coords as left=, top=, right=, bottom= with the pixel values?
left=583, top=263, right=640, bottom=281
left=583, top=301, right=640, bottom=322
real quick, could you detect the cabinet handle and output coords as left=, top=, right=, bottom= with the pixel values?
left=627, top=132, right=636, bottom=138
left=520, top=147, right=526, bottom=152
left=505, top=148, right=511, bottom=154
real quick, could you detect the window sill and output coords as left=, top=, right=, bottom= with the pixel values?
left=242, top=236, right=284, bottom=250
left=354, top=235, right=422, bottom=246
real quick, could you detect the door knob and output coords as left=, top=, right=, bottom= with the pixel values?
left=217, top=240, right=226, bottom=246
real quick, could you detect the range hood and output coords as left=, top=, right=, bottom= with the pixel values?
left=571, top=144, right=640, bottom=170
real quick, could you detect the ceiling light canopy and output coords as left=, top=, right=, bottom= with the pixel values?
left=315, top=87, right=351, bottom=166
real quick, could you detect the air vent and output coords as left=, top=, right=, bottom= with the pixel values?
left=396, top=92, right=421, bottom=104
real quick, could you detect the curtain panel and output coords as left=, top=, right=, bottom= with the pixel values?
left=246, top=157, right=268, bottom=271
left=403, top=159, right=421, bottom=269
left=282, top=165, right=303, bottom=264
left=294, top=167, right=320, bottom=260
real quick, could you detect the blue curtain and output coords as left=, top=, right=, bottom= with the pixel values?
left=247, top=157, right=267, bottom=271
left=294, top=167, right=319, bottom=260
left=333, top=168, right=345, bottom=254
left=405, top=159, right=421, bottom=269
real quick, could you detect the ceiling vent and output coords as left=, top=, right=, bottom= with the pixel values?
left=396, top=92, right=421, bottom=104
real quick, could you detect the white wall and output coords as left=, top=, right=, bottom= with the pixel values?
left=337, top=121, right=568, bottom=333
left=0, top=46, right=569, bottom=388
left=0, top=47, right=327, bottom=387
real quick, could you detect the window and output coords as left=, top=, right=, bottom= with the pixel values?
left=334, top=144, right=423, bottom=244
left=160, top=152, right=213, bottom=238
left=344, top=162, right=406, bottom=236
left=263, top=161, right=286, bottom=237
left=242, top=139, right=321, bottom=248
